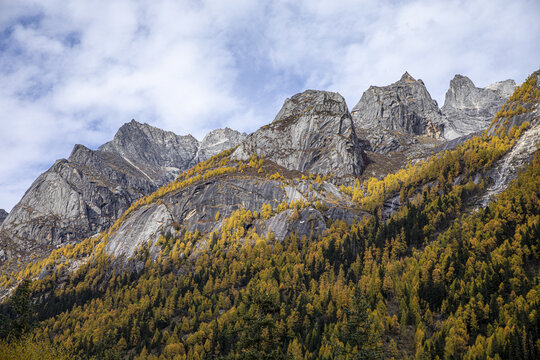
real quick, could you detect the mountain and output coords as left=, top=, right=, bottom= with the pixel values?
left=351, top=72, right=446, bottom=148
left=108, top=90, right=367, bottom=260
left=98, top=120, right=200, bottom=185
left=0, top=69, right=538, bottom=360
left=194, top=128, right=247, bottom=164
left=442, top=75, right=516, bottom=138
left=232, top=90, right=365, bottom=176
left=0, top=121, right=245, bottom=261
left=0, top=144, right=157, bottom=258
left=1, top=73, right=516, bottom=262
left=98, top=121, right=247, bottom=184
left=0, top=210, right=7, bottom=226
left=350, top=72, right=515, bottom=154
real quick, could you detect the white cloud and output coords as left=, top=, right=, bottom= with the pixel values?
left=0, top=0, right=539, bottom=211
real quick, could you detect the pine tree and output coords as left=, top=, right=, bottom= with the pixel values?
left=4, top=279, right=33, bottom=338
left=333, top=286, right=382, bottom=360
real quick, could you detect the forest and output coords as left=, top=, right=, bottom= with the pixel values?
left=0, top=74, right=538, bottom=359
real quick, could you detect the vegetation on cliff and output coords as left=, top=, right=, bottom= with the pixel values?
left=0, top=71, right=539, bottom=359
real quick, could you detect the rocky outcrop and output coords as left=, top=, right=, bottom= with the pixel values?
left=99, top=120, right=200, bottom=185
left=99, top=121, right=246, bottom=184
left=0, top=120, right=246, bottom=259
left=104, top=174, right=363, bottom=260
left=442, top=75, right=515, bottom=139
left=193, top=128, right=246, bottom=165
left=106, top=204, right=174, bottom=259
left=351, top=72, right=446, bottom=143
left=0, top=145, right=157, bottom=249
left=480, top=117, right=540, bottom=207
left=0, top=210, right=7, bottom=226
left=232, top=90, right=365, bottom=176
left=256, top=207, right=327, bottom=242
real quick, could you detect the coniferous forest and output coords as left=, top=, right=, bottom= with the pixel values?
left=0, top=73, right=539, bottom=359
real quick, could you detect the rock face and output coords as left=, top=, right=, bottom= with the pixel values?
left=194, top=128, right=247, bottom=165
left=442, top=75, right=515, bottom=139
left=105, top=174, right=363, bottom=260
left=98, top=120, right=200, bottom=185
left=480, top=117, right=540, bottom=207
left=232, top=90, right=365, bottom=176
left=0, top=145, right=157, bottom=249
left=351, top=72, right=446, bottom=140
left=0, top=121, right=245, bottom=256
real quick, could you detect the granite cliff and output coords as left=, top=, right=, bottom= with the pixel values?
left=0, top=72, right=525, bottom=266
left=442, top=75, right=516, bottom=138
left=351, top=72, right=446, bottom=145
left=233, top=90, right=365, bottom=176
left=0, top=122, right=245, bottom=260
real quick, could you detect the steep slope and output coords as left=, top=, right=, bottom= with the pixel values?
left=98, top=120, right=200, bottom=185
left=479, top=70, right=540, bottom=205
left=193, top=128, right=247, bottom=165
left=0, top=69, right=539, bottom=360
left=0, top=145, right=157, bottom=260
left=0, top=121, right=245, bottom=264
left=103, top=151, right=363, bottom=262
left=442, top=75, right=515, bottom=138
left=232, top=90, right=365, bottom=176
left=351, top=72, right=446, bottom=144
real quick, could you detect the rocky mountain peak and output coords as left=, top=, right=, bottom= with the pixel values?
left=193, top=128, right=247, bottom=165
left=448, top=74, right=475, bottom=89
left=399, top=71, right=416, bottom=83
left=114, top=119, right=198, bottom=146
left=442, top=75, right=516, bottom=139
left=233, top=89, right=364, bottom=176
left=0, top=120, right=246, bottom=256
left=272, top=90, right=348, bottom=126
left=68, top=144, right=94, bottom=164
left=99, top=120, right=200, bottom=184
left=351, top=73, right=445, bottom=140
left=485, top=79, right=517, bottom=97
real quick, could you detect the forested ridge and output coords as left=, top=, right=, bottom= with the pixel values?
left=0, top=73, right=538, bottom=359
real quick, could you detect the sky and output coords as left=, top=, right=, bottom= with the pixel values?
left=0, top=0, right=539, bottom=212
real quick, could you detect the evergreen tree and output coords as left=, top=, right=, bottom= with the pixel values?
left=334, top=286, right=382, bottom=360
left=2, top=279, right=33, bottom=338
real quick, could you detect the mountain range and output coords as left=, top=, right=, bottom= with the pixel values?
left=0, top=71, right=515, bottom=262
left=0, top=69, right=538, bottom=360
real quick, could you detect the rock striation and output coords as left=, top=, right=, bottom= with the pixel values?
left=351, top=72, right=446, bottom=141
left=99, top=120, right=195, bottom=185
left=0, top=145, right=157, bottom=249
left=232, top=90, right=365, bottom=176
left=442, top=75, right=515, bottom=139
left=105, top=174, right=363, bottom=260
left=0, top=121, right=245, bottom=256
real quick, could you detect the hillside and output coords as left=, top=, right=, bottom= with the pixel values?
left=0, top=70, right=538, bottom=359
